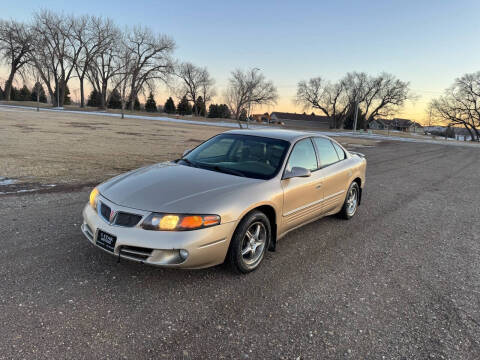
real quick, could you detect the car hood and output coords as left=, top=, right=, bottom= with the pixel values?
left=98, top=162, right=255, bottom=212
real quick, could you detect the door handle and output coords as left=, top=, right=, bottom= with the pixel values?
left=316, top=183, right=323, bottom=189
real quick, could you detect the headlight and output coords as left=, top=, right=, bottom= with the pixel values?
left=141, top=213, right=221, bottom=231
left=89, top=187, right=99, bottom=211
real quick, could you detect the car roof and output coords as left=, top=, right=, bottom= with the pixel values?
left=224, top=128, right=330, bottom=142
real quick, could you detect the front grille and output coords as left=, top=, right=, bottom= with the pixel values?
left=119, top=245, right=153, bottom=261
left=100, top=202, right=111, bottom=220
left=115, top=212, right=143, bottom=227
left=99, top=202, right=142, bottom=227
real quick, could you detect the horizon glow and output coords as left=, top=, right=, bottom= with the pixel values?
left=1, top=0, right=479, bottom=124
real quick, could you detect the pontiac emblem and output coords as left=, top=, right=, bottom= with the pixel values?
left=109, top=209, right=116, bottom=223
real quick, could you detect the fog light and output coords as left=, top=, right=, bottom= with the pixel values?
left=179, top=249, right=189, bottom=260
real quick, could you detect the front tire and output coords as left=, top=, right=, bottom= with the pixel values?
left=338, top=182, right=360, bottom=220
left=227, top=210, right=271, bottom=274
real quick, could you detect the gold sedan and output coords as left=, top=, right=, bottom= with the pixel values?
left=82, top=129, right=366, bottom=273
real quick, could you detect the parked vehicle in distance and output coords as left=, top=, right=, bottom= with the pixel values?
left=82, top=129, right=367, bottom=273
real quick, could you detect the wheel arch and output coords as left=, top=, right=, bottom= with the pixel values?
left=234, top=203, right=278, bottom=252
left=353, top=177, right=362, bottom=205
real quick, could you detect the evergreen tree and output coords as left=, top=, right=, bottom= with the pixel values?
left=31, top=83, right=47, bottom=103
left=177, top=96, right=192, bottom=115
left=343, top=103, right=365, bottom=130
left=127, top=96, right=141, bottom=111
left=53, top=85, right=72, bottom=105
left=219, top=104, right=231, bottom=119
left=446, top=126, right=455, bottom=139
left=108, top=89, right=122, bottom=109
left=18, top=85, right=31, bottom=101
left=163, top=97, right=176, bottom=113
left=239, top=108, right=247, bottom=121
left=208, top=104, right=218, bottom=118
left=63, top=85, right=72, bottom=105
left=208, top=104, right=231, bottom=118
left=87, top=89, right=102, bottom=107
left=192, top=96, right=206, bottom=116
left=10, top=86, right=20, bottom=101
left=145, top=92, right=157, bottom=112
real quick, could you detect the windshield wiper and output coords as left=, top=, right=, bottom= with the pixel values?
left=175, top=158, right=197, bottom=167
left=212, top=165, right=246, bottom=177
left=188, top=161, right=246, bottom=177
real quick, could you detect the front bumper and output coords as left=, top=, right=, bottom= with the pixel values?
left=81, top=201, right=236, bottom=269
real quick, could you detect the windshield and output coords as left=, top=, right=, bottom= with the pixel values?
left=180, top=134, right=290, bottom=179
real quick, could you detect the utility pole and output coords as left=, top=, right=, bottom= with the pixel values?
left=36, top=82, right=40, bottom=112
left=56, top=80, right=60, bottom=108
left=353, top=100, right=359, bottom=133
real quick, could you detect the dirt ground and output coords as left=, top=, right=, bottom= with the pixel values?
left=0, top=106, right=378, bottom=189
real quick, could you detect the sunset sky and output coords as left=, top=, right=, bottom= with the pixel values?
left=2, top=0, right=480, bottom=124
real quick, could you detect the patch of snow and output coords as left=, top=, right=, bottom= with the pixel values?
left=0, top=189, right=38, bottom=195
left=0, top=177, right=17, bottom=186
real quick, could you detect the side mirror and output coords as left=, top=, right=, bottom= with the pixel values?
left=182, top=149, right=191, bottom=157
left=283, top=166, right=311, bottom=180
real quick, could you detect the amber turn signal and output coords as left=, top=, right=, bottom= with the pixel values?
left=141, top=213, right=221, bottom=231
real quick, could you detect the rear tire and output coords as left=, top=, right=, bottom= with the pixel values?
left=338, top=182, right=360, bottom=220
left=227, top=210, right=271, bottom=274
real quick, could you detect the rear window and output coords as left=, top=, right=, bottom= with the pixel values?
left=312, top=137, right=339, bottom=167
left=332, top=142, right=346, bottom=160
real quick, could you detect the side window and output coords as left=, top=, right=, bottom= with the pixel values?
left=332, top=142, right=346, bottom=160
left=312, top=137, right=339, bottom=167
left=286, top=139, right=318, bottom=172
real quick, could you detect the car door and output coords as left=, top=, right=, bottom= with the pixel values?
left=281, top=138, right=324, bottom=230
left=312, top=137, right=350, bottom=214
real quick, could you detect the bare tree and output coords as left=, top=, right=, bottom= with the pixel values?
left=86, top=19, right=121, bottom=109
left=125, top=26, right=175, bottom=111
left=296, top=77, right=348, bottom=128
left=176, top=62, right=215, bottom=116
left=200, top=73, right=216, bottom=114
left=225, top=68, right=278, bottom=127
left=362, top=73, right=411, bottom=129
left=297, top=72, right=411, bottom=129
left=29, top=10, right=83, bottom=107
left=0, top=20, right=32, bottom=101
left=72, top=15, right=111, bottom=108
left=430, top=72, right=480, bottom=141
left=111, top=42, right=134, bottom=119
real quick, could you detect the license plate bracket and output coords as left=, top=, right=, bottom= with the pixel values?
left=96, top=230, right=117, bottom=252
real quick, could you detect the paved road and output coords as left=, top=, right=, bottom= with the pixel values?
left=1, top=141, right=479, bottom=359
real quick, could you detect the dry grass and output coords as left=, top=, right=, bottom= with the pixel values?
left=0, top=106, right=379, bottom=187
left=0, top=106, right=223, bottom=185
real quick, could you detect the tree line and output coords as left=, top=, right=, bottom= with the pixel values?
left=0, top=82, right=48, bottom=103
left=1, top=10, right=419, bottom=128
left=0, top=11, right=275, bottom=124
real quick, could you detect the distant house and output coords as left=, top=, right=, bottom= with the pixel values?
left=453, top=127, right=473, bottom=141
left=251, top=113, right=271, bottom=123
left=424, top=126, right=474, bottom=141
left=270, top=112, right=331, bottom=129
left=369, top=118, right=423, bottom=133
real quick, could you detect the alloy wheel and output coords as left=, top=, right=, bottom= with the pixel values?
left=241, top=222, right=266, bottom=266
